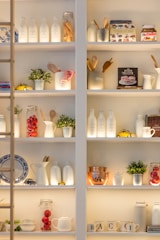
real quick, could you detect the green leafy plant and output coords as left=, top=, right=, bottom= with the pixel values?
left=126, top=160, right=147, bottom=174
left=28, top=68, right=51, bottom=82
left=56, top=114, right=75, bottom=128
left=7, top=104, right=23, bottom=115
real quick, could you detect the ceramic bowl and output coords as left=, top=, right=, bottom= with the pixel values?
left=20, top=219, right=36, bottom=232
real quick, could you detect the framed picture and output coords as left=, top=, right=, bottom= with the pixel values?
left=118, top=67, right=138, bottom=88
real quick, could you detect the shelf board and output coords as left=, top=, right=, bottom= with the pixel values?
left=87, top=231, right=160, bottom=236
left=0, top=42, right=75, bottom=52
left=0, top=137, right=76, bottom=143
left=87, top=42, right=160, bottom=51
left=87, top=185, right=160, bottom=190
left=0, top=231, right=75, bottom=236
left=0, top=90, right=75, bottom=97
left=87, top=89, right=160, bottom=97
left=87, top=137, right=160, bottom=143
left=0, top=185, right=75, bottom=190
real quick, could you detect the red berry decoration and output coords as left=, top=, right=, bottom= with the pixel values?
left=41, top=209, right=52, bottom=231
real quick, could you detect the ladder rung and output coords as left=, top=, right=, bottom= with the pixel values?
left=0, top=59, right=12, bottom=63
left=0, top=95, right=11, bottom=99
left=0, top=132, right=11, bottom=136
left=0, top=204, right=11, bottom=209
left=0, top=22, right=11, bottom=26
left=0, top=168, right=11, bottom=172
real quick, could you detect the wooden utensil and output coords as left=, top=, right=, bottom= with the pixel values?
left=50, top=110, right=56, bottom=121
left=47, top=63, right=60, bottom=73
left=91, top=56, right=98, bottom=70
left=39, top=109, right=45, bottom=121
left=102, top=58, right=113, bottom=72
left=103, top=17, right=108, bottom=29
left=93, top=19, right=99, bottom=29
left=151, top=55, right=159, bottom=68
left=87, top=58, right=94, bottom=71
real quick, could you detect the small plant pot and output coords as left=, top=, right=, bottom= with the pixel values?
left=34, top=79, right=44, bottom=90
left=133, top=174, right=143, bottom=186
left=62, top=127, right=73, bottom=138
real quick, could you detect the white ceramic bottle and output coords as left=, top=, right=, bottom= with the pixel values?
left=39, top=18, right=49, bottom=42
left=51, top=17, right=61, bottom=42
left=63, top=164, right=74, bottom=185
left=0, top=115, right=6, bottom=138
left=136, top=114, right=145, bottom=137
left=106, top=110, right=116, bottom=137
left=28, top=18, right=38, bottom=42
left=14, top=114, right=20, bottom=138
left=87, top=20, right=97, bottom=42
left=87, top=108, right=97, bottom=137
left=18, top=17, right=28, bottom=42
left=97, top=111, right=105, bottom=137
left=50, top=161, right=61, bottom=185
left=152, top=202, right=160, bottom=225
left=134, top=201, right=147, bottom=232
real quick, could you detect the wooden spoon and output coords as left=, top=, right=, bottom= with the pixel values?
left=91, top=56, right=98, bottom=70
left=47, top=63, right=60, bottom=73
left=102, top=58, right=113, bottom=72
left=151, top=55, right=159, bottom=68
left=50, top=110, right=56, bottom=121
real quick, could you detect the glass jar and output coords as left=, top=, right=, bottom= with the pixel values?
left=88, top=166, right=108, bottom=185
left=149, top=162, right=160, bottom=186
left=39, top=199, right=53, bottom=231
left=63, top=11, right=74, bottom=42
left=26, top=105, right=38, bottom=137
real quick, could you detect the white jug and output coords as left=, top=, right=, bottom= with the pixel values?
left=55, top=70, right=75, bottom=90
left=43, top=121, right=56, bottom=138
left=52, top=217, right=72, bottom=231
left=31, top=162, right=49, bottom=185
left=143, top=74, right=152, bottom=89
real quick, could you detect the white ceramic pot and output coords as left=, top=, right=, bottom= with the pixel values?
left=133, top=174, right=143, bottom=186
left=34, top=79, right=44, bottom=90
left=62, top=127, right=73, bottom=138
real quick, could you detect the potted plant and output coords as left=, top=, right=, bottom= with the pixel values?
left=56, top=114, right=75, bottom=138
left=126, top=160, right=147, bottom=186
left=28, top=68, right=51, bottom=90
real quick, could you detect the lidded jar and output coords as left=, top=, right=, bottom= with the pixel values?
left=26, top=105, right=38, bottom=137
left=63, top=11, right=74, bottom=42
left=149, top=162, right=160, bottom=186
left=39, top=199, right=53, bottom=231
left=88, top=166, right=108, bottom=185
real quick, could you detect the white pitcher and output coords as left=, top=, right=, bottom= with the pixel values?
left=52, top=217, right=72, bottom=231
left=43, top=121, right=56, bottom=138
left=31, top=162, right=49, bottom=185
left=143, top=74, right=152, bottom=89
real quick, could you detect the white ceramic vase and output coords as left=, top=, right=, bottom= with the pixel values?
left=34, top=79, right=44, bottom=90
left=155, top=68, right=160, bottom=89
left=62, top=127, right=73, bottom=138
left=133, top=174, right=143, bottom=186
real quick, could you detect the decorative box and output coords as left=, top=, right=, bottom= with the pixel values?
left=145, top=115, right=160, bottom=137
left=109, top=20, right=136, bottom=42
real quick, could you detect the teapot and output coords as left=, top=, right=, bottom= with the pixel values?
left=55, top=70, right=75, bottom=90
left=31, top=157, right=49, bottom=185
left=52, top=216, right=72, bottom=231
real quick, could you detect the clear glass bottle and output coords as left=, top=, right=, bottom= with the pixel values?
left=28, top=17, right=38, bottom=42
left=18, top=17, right=28, bottom=43
left=106, top=110, right=116, bottom=138
left=97, top=111, right=105, bottom=137
left=149, top=162, right=160, bottom=186
left=134, top=201, right=147, bottom=232
left=26, top=105, right=38, bottom=137
left=152, top=202, right=160, bottom=225
left=39, top=17, right=49, bottom=42
left=136, top=114, right=145, bottom=137
left=51, top=17, right=61, bottom=42
left=87, top=108, right=97, bottom=137
left=63, top=163, right=74, bottom=185
left=39, top=199, right=53, bottom=231
left=63, top=11, right=74, bottom=42
left=50, top=161, right=61, bottom=185
left=0, top=115, right=6, bottom=138
left=87, top=20, right=97, bottom=42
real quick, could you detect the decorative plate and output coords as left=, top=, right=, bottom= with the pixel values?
left=0, top=154, right=28, bottom=183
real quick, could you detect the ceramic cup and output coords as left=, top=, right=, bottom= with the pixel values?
left=94, top=221, right=105, bottom=232
left=142, top=126, right=155, bottom=138
left=126, top=222, right=139, bottom=232
left=106, top=221, right=120, bottom=231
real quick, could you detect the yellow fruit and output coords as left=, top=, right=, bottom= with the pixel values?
left=15, top=84, right=33, bottom=91
left=117, top=129, right=136, bottom=138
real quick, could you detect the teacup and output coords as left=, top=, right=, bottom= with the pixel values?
left=106, top=221, right=120, bottom=231
left=119, top=221, right=129, bottom=232
left=142, top=126, right=155, bottom=138
left=52, top=216, right=72, bottom=231
left=94, top=221, right=105, bottom=232
left=126, top=222, right=139, bottom=232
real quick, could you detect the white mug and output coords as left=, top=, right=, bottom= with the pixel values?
left=126, top=222, right=139, bottom=232
left=52, top=217, right=72, bottom=231
left=142, top=126, right=155, bottom=138
left=106, top=221, right=120, bottom=231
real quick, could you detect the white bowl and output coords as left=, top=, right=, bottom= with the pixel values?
left=20, top=220, right=36, bottom=232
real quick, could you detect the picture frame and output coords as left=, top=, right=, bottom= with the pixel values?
left=118, top=67, right=138, bottom=88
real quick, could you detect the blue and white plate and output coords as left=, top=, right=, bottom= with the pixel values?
left=0, top=154, right=28, bottom=183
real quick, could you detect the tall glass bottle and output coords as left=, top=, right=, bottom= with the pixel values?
left=87, top=20, right=97, bottom=42
left=97, top=111, right=105, bottom=137
left=39, top=18, right=49, bottom=42
left=136, top=114, right=145, bottom=137
left=18, top=17, right=28, bottom=43
left=106, top=110, right=116, bottom=138
left=51, top=17, right=61, bottom=42
left=28, top=18, right=38, bottom=42
left=87, top=108, right=97, bottom=137
left=63, top=11, right=74, bottom=42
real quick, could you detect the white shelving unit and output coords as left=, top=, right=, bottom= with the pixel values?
left=1, top=0, right=160, bottom=240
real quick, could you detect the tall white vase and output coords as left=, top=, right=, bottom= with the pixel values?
left=14, top=114, right=20, bottom=138
left=155, top=68, right=160, bottom=89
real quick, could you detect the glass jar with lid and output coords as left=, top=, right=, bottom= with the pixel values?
left=39, top=199, right=53, bottom=231
left=26, top=105, right=38, bottom=137
left=149, top=162, right=160, bottom=186
left=63, top=11, right=74, bottom=42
